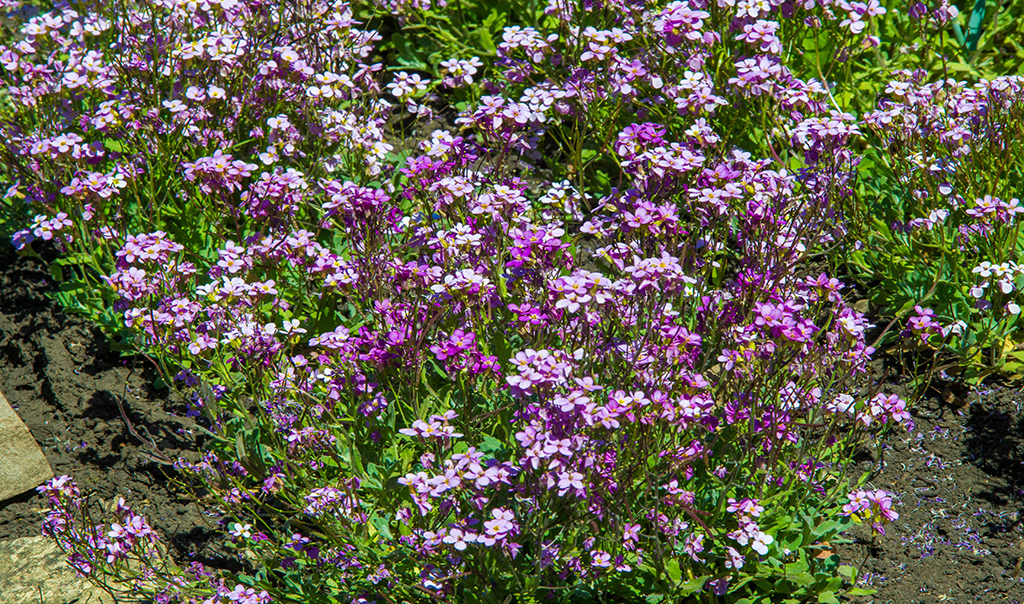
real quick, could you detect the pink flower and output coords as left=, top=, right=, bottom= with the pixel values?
left=591, top=550, right=612, bottom=568
left=843, top=489, right=900, bottom=535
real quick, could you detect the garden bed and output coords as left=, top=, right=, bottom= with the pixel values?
left=839, top=383, right=1024, bottom=602
left=4, top=0, right=1024, bottom=601
left=1, top=251, right=1023, bottom=602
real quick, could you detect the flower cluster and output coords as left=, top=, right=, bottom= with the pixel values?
left=12, top=212, right=73, bottom=250
left=862, top=72, right=1024, bottom=369
left=2, top=0, right=960, bottom=602
left=843, top=489, right=900, bottom=536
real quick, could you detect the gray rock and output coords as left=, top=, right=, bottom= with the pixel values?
left=0, top=536, right=114, bottom=603
left=0, top=389, right=54, bottom=502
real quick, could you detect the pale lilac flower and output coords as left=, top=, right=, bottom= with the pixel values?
left=387, top=72, right=428, bottom=99
left=591, top=550, right=612, bottom=568
left=750, top=531, right=773, bottom=555
left=442, top=528, right=477, bottom=551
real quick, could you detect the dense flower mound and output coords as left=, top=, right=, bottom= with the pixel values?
left=855, top=73, right=1024, bottom=375
left=0, top=0, right=1013, bottom=602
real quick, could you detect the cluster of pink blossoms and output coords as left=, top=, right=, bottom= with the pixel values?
left=0, top=0, right=965, bottom=599
left=843, top=489, right=900, bottom=535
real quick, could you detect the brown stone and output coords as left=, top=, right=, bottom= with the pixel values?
left=0, top=389, right=53, bottom=502
left=0, top=535, right=114, bottom=603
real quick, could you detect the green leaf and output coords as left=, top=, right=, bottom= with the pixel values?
left=53, top=252, right=97, bottom=267
left=801, top=515, right=813, bottom=546
left=479, top=434, right=504, bottom=455
left=787, top=572, right=816, bottom=588
left=786, top=558, right=810, bottom=575
left=966, top=0, right=987, bottom=52
left=665, top=558, right=682, bottom=584
left=845, top=588, right=877, bottom=596
left=103, top=138, right=125, bottom=153
left=524, top=575, right=540, bottom=594
left=235, top=431, right=248, bottom=464
left=677, top=576, right=707, bottom=597
left=245, top=427, right=269, bottom=470
left=729, top=576, right=753, bottom=592
left=811, top=517, right=845, bottom=537
left=361, top=464, right=382, bottom=489
left=482, top=8, right=504, bottom=30
left=370, top=515, right=393, bottom=540
left=473, top=26, right=497, bottom=55
left=944, top=60, right=982, bottom=77
left=800, top=32, right=834, bottom=70
left=349, top=444, right=364, bottom=475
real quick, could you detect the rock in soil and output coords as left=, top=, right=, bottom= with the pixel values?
left=0, top=388, right=53, bottom=501
left=0, top=535, right=113, bottom=604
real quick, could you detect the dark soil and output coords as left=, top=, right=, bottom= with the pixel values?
left=0, top=252, right=228, bottom=566
left=837, top=379, right=1024, bottom=603
left=2, top=251, right=1024, bottom=602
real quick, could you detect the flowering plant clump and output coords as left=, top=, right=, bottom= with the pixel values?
left=1, top=0, right=389, bottom=329
left=38, top=475, right=272, bottom=603
left=850, top=72, right=1024, bottom=380
left=1, top=0, right=1013, bottom=602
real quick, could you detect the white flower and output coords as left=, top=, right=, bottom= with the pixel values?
left=282, top=319, right=306, bottom=334
left=230, top=523, right=252, bottom=538
left=827, top=393, right=856, bottom=415
left=267, top=114, right=290, bottom=130
left=442, top=528, right=476, bottom=551
left=162, top=99, right=187, bottom=113
left=942, top=320, right=967, bottom=337
left=278, top=47, right=299, bottom=62
left=927, top=209, right=949, bottom=227
left=751, top=531, right=773, bottom=555
left=259, top=145, right=279, bottom=165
